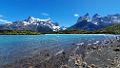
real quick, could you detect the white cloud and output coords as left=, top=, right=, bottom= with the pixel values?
left=74, top=14, right=79, bottom=17
left=0, top=19, right=11, bottom=24
left=41, top=12, right=49, bottom=16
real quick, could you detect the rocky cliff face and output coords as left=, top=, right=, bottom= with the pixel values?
left=70, top=13, right=120, bottom=31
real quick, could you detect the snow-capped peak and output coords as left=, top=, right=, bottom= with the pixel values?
left=0, top=16, right=61, bottom=32
left=17, top=16, right=61, bottom=32
left=26, top=16, right=52, bottom=23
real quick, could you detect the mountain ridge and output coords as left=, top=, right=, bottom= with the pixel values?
left=1, top=13, right=120, bottom=32
left=0, top=16, right=60, bottom=32
left=70, top=13, right=120, bottom=31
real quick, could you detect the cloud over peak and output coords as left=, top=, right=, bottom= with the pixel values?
left=0, top=19, right=11, bottom=24
left=41, top=12, right=49, bottom=16
left=74, top=14, right=79, bottom=17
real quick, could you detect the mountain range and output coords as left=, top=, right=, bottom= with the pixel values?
left=70, top=13, right=120, bottom=31
left=0, top=13, right=120, bottom=32
left=0, top=16, right=60, bottom=32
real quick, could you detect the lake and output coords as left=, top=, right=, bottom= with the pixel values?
left=0, top=34, right=117, bottom=66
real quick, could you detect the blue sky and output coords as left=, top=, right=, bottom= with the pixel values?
left=0, top=0, right=120, bottom=26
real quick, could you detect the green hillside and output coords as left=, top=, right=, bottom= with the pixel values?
left=93, top=24, right=120, bottom=34
left=0, top=24, right=120, bottom=35
left=0, top=30, right=41, bottom=35
left=55, top=24, right=120, bottom=34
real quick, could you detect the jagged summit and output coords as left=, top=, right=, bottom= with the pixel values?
left=0, top=16, right=60, bottom=32
left=25, top=16, right=52, bottom=23
left=93, top=13, right=101, bottom=18
left=77, top=13, right=91, bottom=23
left=70, top=13, right=120, bottom=31
left=84, top=13, right=89, bottom=17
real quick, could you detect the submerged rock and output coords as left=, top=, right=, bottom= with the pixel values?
left=1, top=40, right=120, bottom=68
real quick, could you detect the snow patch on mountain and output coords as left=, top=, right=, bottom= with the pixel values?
left=0, top=16, right=61, bottom=32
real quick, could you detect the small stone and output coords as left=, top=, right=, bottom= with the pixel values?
left=111, top=63, right=115, bottom=66
left=28, top=65, right=34, bottom=68
left=75, top=59, right=81, bottom=66
left=91, top=46, right=98, bottom=50
left=61, top=65, right=69, bottom=68
left=87, top=66, right=92, bottom=68
left=90, top=64, right=96, bottom=68
left=107, top=59, right=111, bottom=61
left=82, top=62, right=87, bottom=67
left=62, top=52, right=66, bottom=55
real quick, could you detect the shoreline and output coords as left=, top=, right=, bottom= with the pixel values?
left=1, top=38, right=120, bottom=68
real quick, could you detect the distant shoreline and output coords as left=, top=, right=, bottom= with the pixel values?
left=0, top=34, right=117, bottom=35
left=0, top=29, right=120, bottom=35
left=2, top=33, right=109, bottom=35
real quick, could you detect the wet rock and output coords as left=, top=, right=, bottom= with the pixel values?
left=2, top=39, right=120, bottom=68
left=91, top=45, right=98, bottom=50
left=45, top=53, right=50, bottom=57
left=87, top=44, right=92, bottom=46
left=87, top=66, right=92, bottom=68
left=28, top=65, right=34, bottom=68
left=116, top=36, right=120, bottom=42
left=82, top=62, right=88, bottom=68
left=62, top=52, right=66, bottom=55
left=75, top=43, right=84, bottom=46
left=90, top=64, right=96, bottom=68
left=93, top=41, right=100, bottom=45
left=117, top=45, right=120, bottom=47
left=102, top=40, right=110, bottom=45
left=75, top=59, right=81, bottom=66
left=111, top=63, right=115, bottom=66
left=60, top=65, right=69, bottom=68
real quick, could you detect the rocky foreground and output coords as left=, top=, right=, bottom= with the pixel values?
left=1, top=36, right=120, bottom=68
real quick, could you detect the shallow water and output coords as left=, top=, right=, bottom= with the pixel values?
left=0, top=34, right=117, bottom=66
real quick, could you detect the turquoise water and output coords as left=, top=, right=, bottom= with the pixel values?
left=0, top=34, right=116, bottom=66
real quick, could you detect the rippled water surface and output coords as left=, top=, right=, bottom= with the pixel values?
left=0, top=34, right=117, bottom=66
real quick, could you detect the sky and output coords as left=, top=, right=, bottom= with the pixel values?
left=0, top=0, right=120, bottom=27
